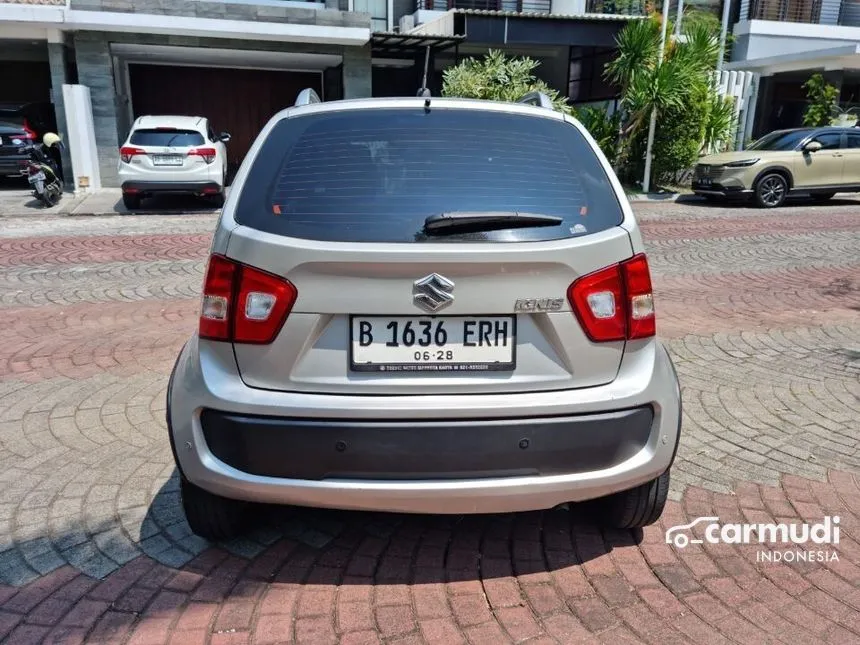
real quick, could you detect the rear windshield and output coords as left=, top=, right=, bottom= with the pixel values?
left=129, top=129, right=204, bottom=147
left=0, top=113, right=25, bottom=127
left=235, top=108, right=623, bottom=243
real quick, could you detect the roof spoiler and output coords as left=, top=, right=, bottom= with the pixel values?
left=294, top=88, right=321, bottom=107
left=517, top=91, right=554, bottom=109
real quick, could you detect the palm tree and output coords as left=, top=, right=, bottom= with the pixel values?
left=605, top=15, right=730, bottom=182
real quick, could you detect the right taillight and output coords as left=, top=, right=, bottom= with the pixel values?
left=568, top=253, right=655, bottom=342
left=199, top=255, right=297, bottom=344
left=22, top=120, right=37, bottom=140
left=120, top=146, right=146, bottom=163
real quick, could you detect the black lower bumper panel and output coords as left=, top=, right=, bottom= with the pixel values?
left=121, top=181, right=220, bottom=194
left=200, top=407, right=654, bottom=480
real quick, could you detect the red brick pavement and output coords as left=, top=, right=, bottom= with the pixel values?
left=0, top=471, right=857, bottom=644
left=1, top=205, right=858, bottom=643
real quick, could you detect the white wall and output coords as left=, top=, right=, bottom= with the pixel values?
left=62, top=84, right=101, bottom=192
left=551, top=0, right=586, bottom=14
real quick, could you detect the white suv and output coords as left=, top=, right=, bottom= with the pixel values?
left=118, top=115, right=230, bottom=209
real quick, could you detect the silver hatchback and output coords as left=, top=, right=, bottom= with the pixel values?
left=167, top=91, right=682, bottom=540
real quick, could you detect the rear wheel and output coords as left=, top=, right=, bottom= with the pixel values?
left=123, top=194, right=141, bottom=210
left=181, top=477, right=248, bottom=540
left=594, top=470, right=670, bottom=529
left=208, top=192, right=225, bottom=208
left=754, top=173, right=788, bottom=208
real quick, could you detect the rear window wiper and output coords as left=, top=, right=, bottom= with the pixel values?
left=423, top=211, right=564, bottom=235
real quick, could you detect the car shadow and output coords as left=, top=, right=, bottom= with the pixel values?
left=114, top=194, right=222, bottom=215
left=683, top=195, right=860, bottom=209
left=136, top=469, right=643, bottom=584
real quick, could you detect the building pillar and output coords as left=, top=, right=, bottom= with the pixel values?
left=74, top=34, right=121, bottom=188
left=47, top=32, right=73, bottom=188
left=752, top=74, right=773, bottom=139
left=342, top=45, right=372, bottom=99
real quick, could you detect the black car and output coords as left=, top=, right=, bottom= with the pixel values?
left=0, top=102, right=57, bottom=142
left=0, top=121, right=33, bottom=178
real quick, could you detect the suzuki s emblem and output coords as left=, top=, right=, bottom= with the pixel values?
left=413, top=273, right=454, bottom=313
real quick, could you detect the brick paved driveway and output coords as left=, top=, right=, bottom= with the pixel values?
left=0, top=200, right=858, bottom=644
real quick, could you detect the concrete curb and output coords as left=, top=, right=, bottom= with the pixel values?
left=66, top=209, right=220, bottom=217
left=625, top=192, right=704, bottom=203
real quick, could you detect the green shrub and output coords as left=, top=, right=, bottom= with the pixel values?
left=574, top=106, right=622, bottom=166
left=441, top=50, right=572, bottom=114
left=802, top=73, right=839, bottom=127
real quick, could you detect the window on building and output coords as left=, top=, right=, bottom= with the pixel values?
left=353, top=0, right=387, bottom=31
left=568, top=47, right=619, bottom=103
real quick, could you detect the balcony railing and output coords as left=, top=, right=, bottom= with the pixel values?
left=585, top=0, right=648, bottom=14
left=416, top=0, right=550, bottom=11
left=749, top=0, right=821, bottom=22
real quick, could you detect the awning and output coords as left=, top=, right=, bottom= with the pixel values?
left=370, top=32, right=465, bottom=58
left=725, top=44, right=860, bottom=75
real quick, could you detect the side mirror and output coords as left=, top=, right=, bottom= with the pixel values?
left=219, top=132, right=231, bottom=143
left=803, top=140, right=822, bottom=153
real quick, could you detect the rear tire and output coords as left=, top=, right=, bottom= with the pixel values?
left=181, top=477, right=248, bottom=541
left=208, top=192, right=225, bottom=208
left=123, top=194, right=141, bottom=210
left=595, top=470, right=670, bottom=529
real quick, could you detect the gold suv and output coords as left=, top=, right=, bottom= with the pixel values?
left=693, top=127, right=860, bottom=208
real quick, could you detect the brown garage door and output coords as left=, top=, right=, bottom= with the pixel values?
left=129, top=64, right=323, bottom=171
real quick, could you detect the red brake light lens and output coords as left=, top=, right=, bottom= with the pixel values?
left=188, top=147, right=217, bottom=164
left=567, top=253, right=655, bottom=342
left=22, top=120, right=37, bottom=140
left=621, top=254, right=655, bottom=339
left=568, top=264, right=626, bottom=342
left=120, top=146, right=146, bottom=163
left=199, top=255, right=237, bottom=341
left=199, top=255, right=297, bottom=344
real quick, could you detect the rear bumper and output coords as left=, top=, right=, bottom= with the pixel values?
left=122, top=180, right=221, bottom=194
left=200, top=406, right=654, bottom=480
left=0, top=157, right=27, bottom=175
left=167, top=337, right=682, bottom=514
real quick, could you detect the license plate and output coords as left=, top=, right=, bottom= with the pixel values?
left=28, top=171, right=46, bottom=182
left=151, top=154, right=183, bottom=166
left=699, top=178, right=712, bottom=186
left=350, top=315, right=516, bottom=372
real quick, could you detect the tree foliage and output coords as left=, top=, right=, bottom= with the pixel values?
left=439, top=16, right=736, bottom=189
left=441, top=50, right=572, bottom=114
left=802, top=73, right=839, bottom=127
left=606, top=13, right=734, bottom=185
left=574, top=106, right=623, bottom=165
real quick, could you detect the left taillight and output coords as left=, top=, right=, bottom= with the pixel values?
left=567, top=253, right=656, bottom=342
left=120, top=146, right=146, bottom=163
left=199, top=255, right=297, bottom=344
left=188, top=147, right=217, bottom=164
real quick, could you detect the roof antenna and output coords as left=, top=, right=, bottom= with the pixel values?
left=417, top=45, right=431, bottom=112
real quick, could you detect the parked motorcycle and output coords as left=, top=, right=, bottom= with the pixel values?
left=26, top=132, right=63, bottom=208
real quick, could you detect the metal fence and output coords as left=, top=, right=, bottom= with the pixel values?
left=748, top=0, right=822, bottom=22
left=416, top=0, right=550, bottom=10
